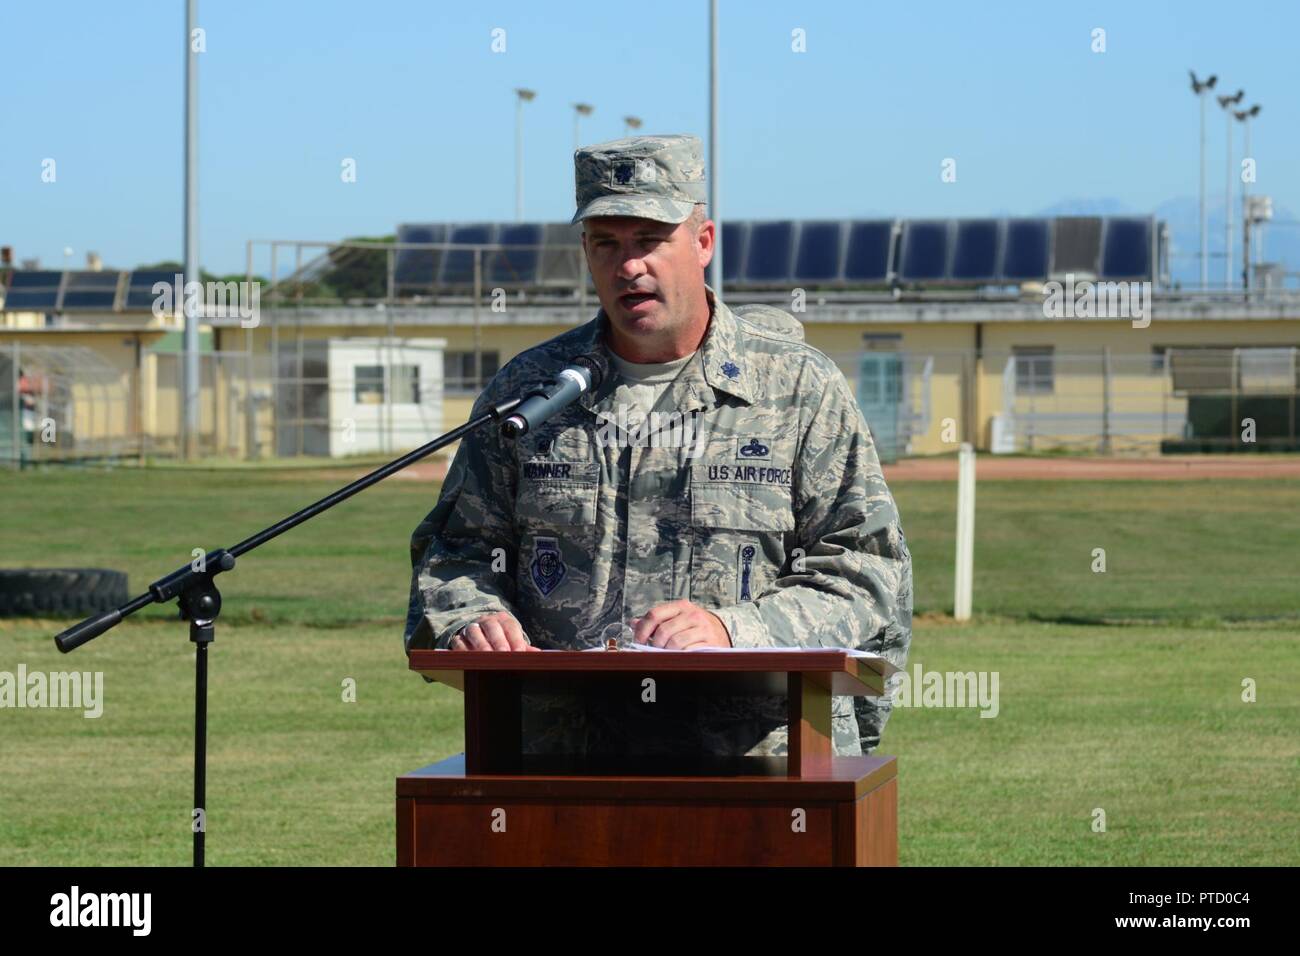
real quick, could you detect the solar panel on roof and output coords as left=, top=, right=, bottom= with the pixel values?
left=439, top=224, right=498, bottom=285
left=721, top=221, right=749, bottom=284
left=539, top=222, right=583, bottom=285
left=793, top=221, right=843, bottom=282
left=395, top=224, right=446, bottom=289
left=372, top=215, right=1158, bottom=297
left=1052, top=217, right=1102, bottom=275
left=62, top=271, right=120, bottom=310
left=744, top=221, right=795, bottom=283
left=1001, top=219, right=1050, bottom=280
left=950, top=219, right=1001, bottom=282
left=899, top=220, right=951, bottom=281
left=1100, top=218, right=1152, bottom=280
left=125, top=270, right=178, bottom=309
left=843, top=221, right=894, bottom=282
left=487, top=223, right=542, bottom=285
left=3, top=271, right=63, bottom=310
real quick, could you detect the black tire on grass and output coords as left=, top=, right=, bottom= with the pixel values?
left=0, top=569, right=129, bottom=618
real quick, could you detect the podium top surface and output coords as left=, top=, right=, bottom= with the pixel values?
left=409, top=648, right=893, bottom=696
left=397, top=753, right=897, bottom=801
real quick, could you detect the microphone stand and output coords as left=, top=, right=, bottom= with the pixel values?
left=52, top=396, right=522, bottom=867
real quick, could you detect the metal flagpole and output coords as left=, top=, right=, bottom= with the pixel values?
left=707, top=0, right=722, bottom=296
left=183, top=0, right=200, bottom=458
left=1199, top=88, right=1208, bottom=289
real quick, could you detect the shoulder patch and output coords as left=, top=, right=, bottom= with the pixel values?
left=732, top=304, right=806, bottom=342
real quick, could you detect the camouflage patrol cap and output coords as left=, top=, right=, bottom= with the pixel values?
left=571, top=134, right=707, bottom=226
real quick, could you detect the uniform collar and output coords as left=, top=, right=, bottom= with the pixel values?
left=698, top=284, right=755, bottom=405
left=578, top=282, right=755, bottom=412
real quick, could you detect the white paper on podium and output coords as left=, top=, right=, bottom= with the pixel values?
left=574, top=644, right=897, bottom=676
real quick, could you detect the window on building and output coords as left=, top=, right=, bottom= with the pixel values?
left=354, top=365, right=385, bottom=404
left=390, top=365, right=421, bottom=404
left=1169, top=348, right=1234, bottom=393
left=354, top=364, right=421, bottom=404
left=1013, top=347, right=1054, bottom=395
left=1238, top=348, right=1295, bottom=393
left=445, top=351, right=500, bottom=394
left=862, top=332, right=903, bottom=352
left=1151, top=346, right=1168, bottom=374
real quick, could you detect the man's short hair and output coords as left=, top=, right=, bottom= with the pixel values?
left=580, top=203, right=708, bottom=236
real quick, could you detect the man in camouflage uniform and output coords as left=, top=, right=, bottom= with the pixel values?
left=404, top=134, right=912, bottom=757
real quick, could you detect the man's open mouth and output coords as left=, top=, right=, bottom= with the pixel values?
left=620, top=291, right=658, bottom=307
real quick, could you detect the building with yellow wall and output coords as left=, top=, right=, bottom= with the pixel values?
left=5, top=216, right=1299, bottom=463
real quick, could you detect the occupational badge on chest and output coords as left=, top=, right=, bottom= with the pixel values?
left=738, top=544, right=757, bottom=601
left=529, top=536, right=567, bottom=597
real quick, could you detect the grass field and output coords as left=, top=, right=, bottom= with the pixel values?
left=1, top=465, right=1297, bottom=865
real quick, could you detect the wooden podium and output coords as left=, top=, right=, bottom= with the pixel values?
left=397, top=649, right=897, bottom=866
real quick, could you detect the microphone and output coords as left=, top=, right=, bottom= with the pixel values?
left=501, top=355, right=603, bottom=439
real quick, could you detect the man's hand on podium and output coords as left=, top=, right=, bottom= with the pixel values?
left=449, top=611, right=539, bottom=652
left=631, top=601, right=733, bottom=650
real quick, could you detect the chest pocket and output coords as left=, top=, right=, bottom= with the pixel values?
left=515, top=463, right=600, bottom=529
left=514, top=423, right=600, bottom=531
left=688, top=468, right=795, bottom=608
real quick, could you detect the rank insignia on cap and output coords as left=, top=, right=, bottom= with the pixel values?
left=721, top=360, right=741, bottom=379
left=530, top=537, right=566, bottom=597
left=610, top=158, right=657, bottom=187
left=611, top=160, right=636, bottom=186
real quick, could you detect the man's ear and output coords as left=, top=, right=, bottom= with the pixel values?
left=696, top=219, right=716, bottom=270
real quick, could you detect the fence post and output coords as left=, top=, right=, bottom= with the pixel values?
left=1290, top=347, right=1297, bottom=445
left=959, top=350, right=971, bottom=446
left=269, top=242, right=279, bottom=459
left=137, top=336, right=147, bottom=465
left=1230, top=347, right=1239, bottom=450
left=9, top=343, right=19, bottom=467
left=245, top=239, right=255, bottom=461
left=954, top=441, right=976, bottom=621
left=1160, top=348, right=1169, bottom=440
left=1101, top=345, right=1112, bottom=454
left=473, top=247, right=482, bottom=396
left=297, top=244, right=305, bottom=457
left=387, top=245, right=396, bottom=454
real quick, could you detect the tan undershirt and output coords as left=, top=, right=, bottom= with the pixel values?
left=609, top=350, right=698, bottom=426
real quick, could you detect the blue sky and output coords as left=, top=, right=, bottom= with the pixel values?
left=3, top=0, right=1296, bottom=277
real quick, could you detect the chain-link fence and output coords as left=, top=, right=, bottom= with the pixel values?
left=0, top=343, right=138, bottom=465
left=7, top=336, right=1297, bottom=466
left=827, top=349, right=936, bottom=461
left=997, top=346, right=1299, bottom=453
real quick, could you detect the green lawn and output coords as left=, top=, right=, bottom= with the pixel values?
left=0, top=466, right=1296, bottom=865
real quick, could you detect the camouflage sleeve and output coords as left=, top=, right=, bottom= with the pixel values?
left=709, top=370, right=913, bottom=669
left=403, top=391, right=521, bottom=653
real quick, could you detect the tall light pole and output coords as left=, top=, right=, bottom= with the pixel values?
left=1189, top=71, right=1217, bottom=290
left=183, top=0, right=200, bottom=458
left=514, top=88, right=535, bottom=221
left=572, top=102, right=593, bottom=154
left=623, top=115, right=642, bottom=136
left=1236, top=103, right=1261, bottom=289
left=1217, top=88, right=1244, bottom=288
left=707, top=0, right=723, bottom=297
